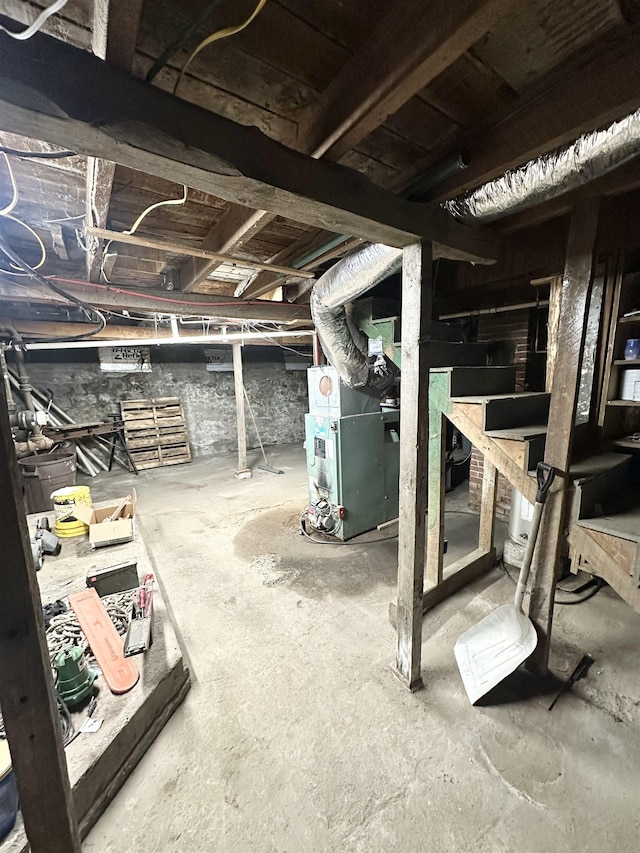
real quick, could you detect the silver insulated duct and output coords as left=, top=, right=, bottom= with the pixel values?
left=310, top=244, right=401, bottom=388
left=445, top=108, right=640, bottom=222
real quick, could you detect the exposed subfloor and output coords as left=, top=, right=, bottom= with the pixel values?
left=83, top=445, right=640, bottom=852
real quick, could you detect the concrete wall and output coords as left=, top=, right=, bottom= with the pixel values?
left=23, top=346, right=310, bottom=458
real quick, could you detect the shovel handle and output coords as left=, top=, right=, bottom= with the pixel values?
left=536, top=462, right=556, bottom=504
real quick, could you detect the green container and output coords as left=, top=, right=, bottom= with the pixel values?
left=54, top=647, right=95, bottom=709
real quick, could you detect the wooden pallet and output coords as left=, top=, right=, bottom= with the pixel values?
left=120, top=398, right=191, bottom=470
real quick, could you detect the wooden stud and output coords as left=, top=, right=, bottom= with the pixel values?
left=478, top=457, right=498, bottom=551
left=426, top=406, right=446, bottom=588
left=86, top=227, right=315, bottom=279
left=527, top=198, right=600, bottom=674
left=232, top=344, right=249, bottom=478
left=0, top=379, right=81, bottom=851
left=394, top=241, right=432, bottom=691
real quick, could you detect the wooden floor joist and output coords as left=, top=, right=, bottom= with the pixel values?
left=0, top=22, right=498, bottom=265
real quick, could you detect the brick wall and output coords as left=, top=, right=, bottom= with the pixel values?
left=468, top=307, right=542, bottom=521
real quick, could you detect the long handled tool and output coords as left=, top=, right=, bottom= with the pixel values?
left=242, top=384, right=284, bottom=475
left=455, top=461, right=556, bottom=704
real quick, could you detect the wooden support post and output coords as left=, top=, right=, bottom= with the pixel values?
left=394, top=241, right=432, bottom=691
left=426, top=405, right=446, bottom=587
left=478, top=457, right=498, bottom=551
left=527, top=198, right=600, bottom=674
left=0, top=380, right=81, bottom=850
left=232, top=343, right=250, bottom=479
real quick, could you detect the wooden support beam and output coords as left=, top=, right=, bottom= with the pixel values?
left=478, top=457, right=498, bottom=551
left=394, top=241, right=432, bottom=692
left=302, top=0, right=516, bottom=162
left=179, top=208, right=273, bottom=292
left=0, top=379, right=81, bottom=851
left=426, top=408, right=446, bottom=588
left=0, top=27, right=497, bottom=263
left=86, top=227, right=315, bottom=279
left=389, top=549, right=497, bottom=626
left=0, top=277, right=312, bottom=322
left=423, top=29, right=640, bottom=203
left=232, top=344, right=249, bottom=477
left=86, top=0, right=144, bottom=282
left=527, top=198, right=600, bottom=674
left=175, top=0, right=511, bottom=291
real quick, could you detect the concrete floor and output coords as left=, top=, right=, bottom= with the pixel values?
left=83, top=445, right=640, bottom=852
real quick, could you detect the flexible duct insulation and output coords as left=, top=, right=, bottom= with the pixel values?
left=312, top=109, right=640, bottom=385
left=445, top=108, right=640, bottom=222
left=310, top=244, right=401, bottom=388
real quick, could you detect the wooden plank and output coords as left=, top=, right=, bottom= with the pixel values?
left=568, top=526, right=640, bottom=614
left=482, top=393, right=550, bottom=431
left=0, top=26, right=498, bottom=261
left=389, top=548, right=497, bottom=626
left=232, top=344, right=248, bottom=475
left=178, top=208, right=274, bottom=293
left=0, top=376, right=81, bottom=850
left=86, top=0, right=144, bottom=282
left=86, top=227, right=315, bottom=278
left=528, top=198, right=600, bottom=674
left=177, top=0, right=512, bottom=291
left=478, top=457, right=498, bottom=551
left=302, top=0, right=516, bottom=161
left=394, top=241, right=432, bottom=691
left=545, top=275, right=563, bottom=392
left=426, top=408, right=446, bottom=587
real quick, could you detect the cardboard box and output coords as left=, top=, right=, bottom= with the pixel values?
left=75, top=491, right=136, bottom=549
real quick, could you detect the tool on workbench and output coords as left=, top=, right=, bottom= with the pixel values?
left=548, top=654, right=595, bottom=710
left=242, top=384, right=284, bottom=475
left=123, top=573, right=154, bottom=657
left=54, top=646, right=96, bottom=709
left=68, top=588, right=139, bottom=694
left=86, top=560, right=139, bottom=597
left=455, top=462, right=556, bottom=704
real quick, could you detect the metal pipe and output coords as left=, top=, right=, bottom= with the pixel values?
left=440, top=300, right=550, bottom=320
left=0, top=346, right=15, bottom=413
left=0, top=326, right=40, bottom=431
left=445, top=108, right=640, bottom=222
left=405, top=149, right=471, bottom=201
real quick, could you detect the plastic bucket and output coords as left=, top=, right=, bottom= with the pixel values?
left=0, top=741, right=18, bottom=841
left=51, top=485, right=92, bottom=538
left=17, top=451, right=77, bottom=514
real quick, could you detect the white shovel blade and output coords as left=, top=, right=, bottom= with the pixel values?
left=454, top=605, right=538, bottom=704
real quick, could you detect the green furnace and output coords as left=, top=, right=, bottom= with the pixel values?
left=305, top=366, right=400, bottom=540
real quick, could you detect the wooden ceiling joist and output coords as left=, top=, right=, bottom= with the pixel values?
left=85, top=0, right=144, bottom=283
left=0, top=26, right=498, bottom=264
left=420, top=27, right=640, bottom=202
left=176, top=0, right=514, bottom=292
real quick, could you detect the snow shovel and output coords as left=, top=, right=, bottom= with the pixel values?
left=454, top=461, right=556, bottom=704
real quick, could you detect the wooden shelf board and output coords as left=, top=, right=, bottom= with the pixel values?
left=607, top=399, right=640, bottom=406
left=614, top=359, right=640, bottom=365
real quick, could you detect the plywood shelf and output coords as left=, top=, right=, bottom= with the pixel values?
left=607, top=399, right=640, bottom=407
left=614, top=359, right=640, bottom=366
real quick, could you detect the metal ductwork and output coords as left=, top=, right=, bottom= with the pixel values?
left=444, top=108, right=640, bottom=222
left=310, top=244, right=402, bottom=389
left=312, top=109, right=640, bottom=386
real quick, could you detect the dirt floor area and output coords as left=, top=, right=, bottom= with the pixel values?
left=82, top=445, right=640, bottom=852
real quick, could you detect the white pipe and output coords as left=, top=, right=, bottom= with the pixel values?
left=23, top=329, right=314, bottom=351
left=439, top=300, right=549, bottom=320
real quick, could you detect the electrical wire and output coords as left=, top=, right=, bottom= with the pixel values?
left=0, top=146, right=76, bottom=159
left=99, top=185, right=187, bottom=283
left=0, top=214, right=47, bottom=274
left=0, top=0, right=69, bottom=40
left=0, top=152, right=18, bottom=215
left=299, top=511, right=398, bottom=546
left=0, top=237, right=106, bottom=342
left=174, top=0, right=268, bottom=95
